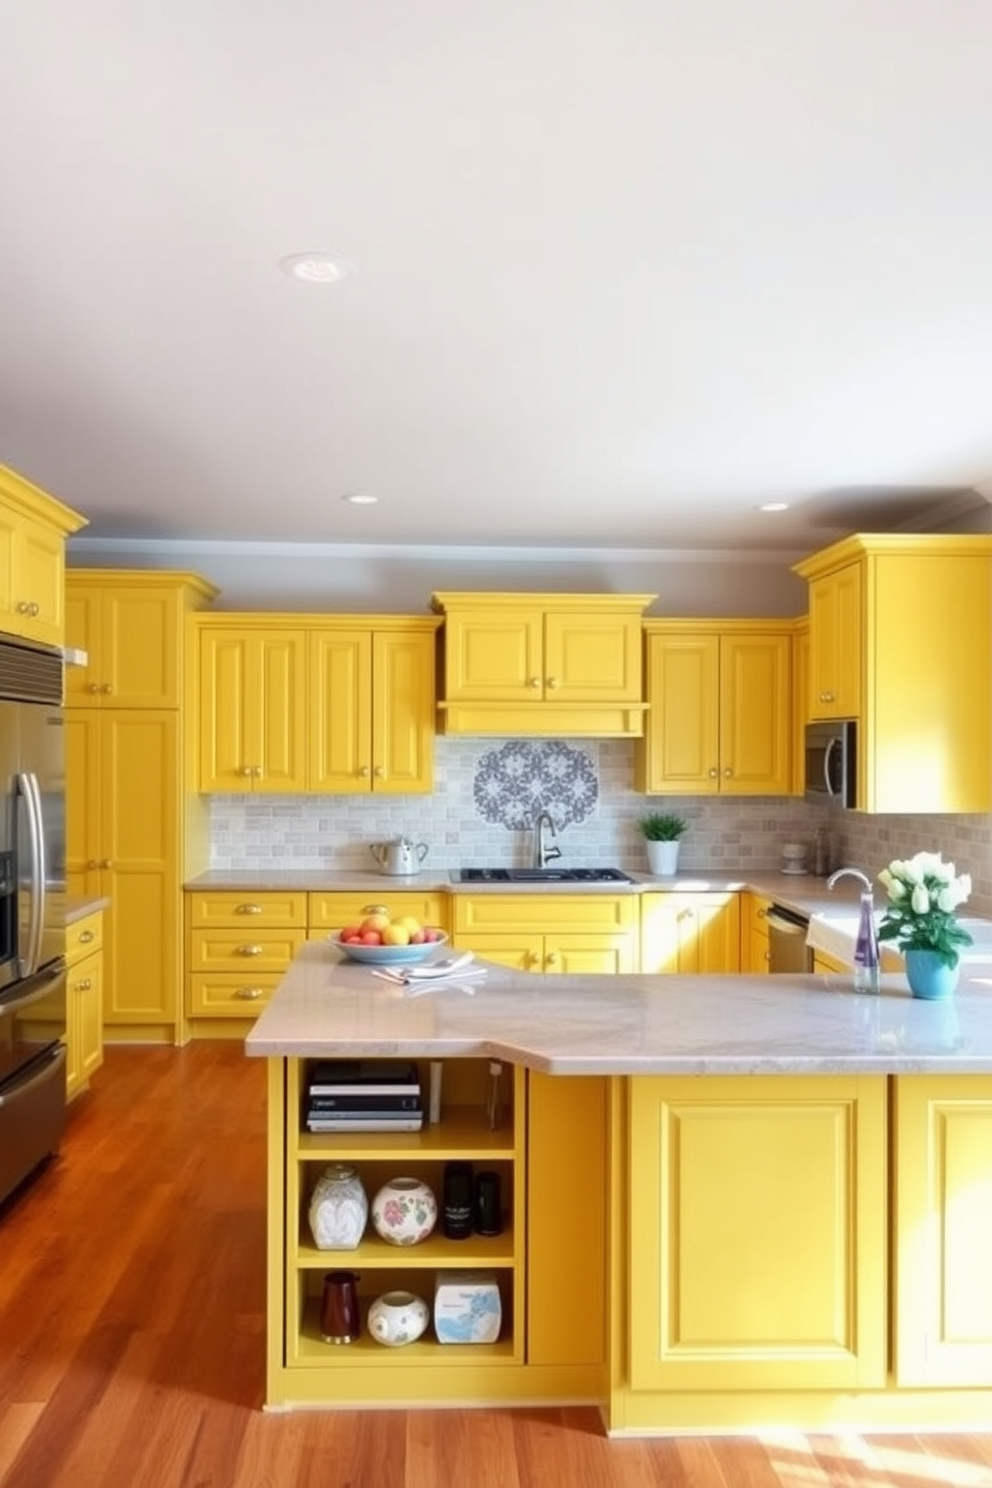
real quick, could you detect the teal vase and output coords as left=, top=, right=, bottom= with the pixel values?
left=904, top=949, right=959, bottom=1001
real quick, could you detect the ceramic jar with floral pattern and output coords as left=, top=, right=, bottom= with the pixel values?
left=308, top=1164, right=368, bottom=1250
left=370, top=1176, right=437, bottom=1245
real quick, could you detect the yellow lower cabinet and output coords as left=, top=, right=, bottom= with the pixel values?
left=65, top=911, right=104, bottom=1101
left=185, top=891, right=308, bottom=1031
left=451, top=894, right=638, bottom=973
left=527, top=1072, right=607, bottom=1369
left=743, top=891, right=772, bottom=973
left=640, top=892, right=741, bottom=973
left=893, top=1075, right=992, bottom=1386
left=628, top=1074, right=887, bottom=1392
left=307, top=891, right=447, bottom=941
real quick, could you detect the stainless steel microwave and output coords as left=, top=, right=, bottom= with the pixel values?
left=804, top=719, right=856, bottom=807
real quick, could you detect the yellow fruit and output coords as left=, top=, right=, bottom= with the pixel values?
left=382, top=924, right=411, bottom=946
left=395, top=915, right=422, bottom=935
left=359, top=912, right=391, bottom=935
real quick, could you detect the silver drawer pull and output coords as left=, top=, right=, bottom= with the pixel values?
left=235, top=986, right=264, bottom=1000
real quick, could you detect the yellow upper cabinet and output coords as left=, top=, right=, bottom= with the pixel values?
left=65, top=571, right=218, bottom=708
left=308, top=618, right=439, bottom=793
left=0, top=464, right=86, bottom=647
left=195, top=614, right=439, bottom=795
left=794, top=535, right=992, bottom=812
left=431, top=592, right=655, bottom=736
left=804, top=558, right=863, bottom=720
left=635, top=621, right=792, bottom=796
left=198, top=623, right=308, bottom=792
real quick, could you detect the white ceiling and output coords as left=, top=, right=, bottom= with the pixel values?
left=4, top=0, right=992, bottom=557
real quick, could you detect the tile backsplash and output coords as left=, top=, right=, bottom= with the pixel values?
left=206, top=737, right=992, bottom=915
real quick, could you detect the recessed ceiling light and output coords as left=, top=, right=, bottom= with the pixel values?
left=758, top=502, right=790, bottom=513
left=342, top=492, right=378, bottom=506
left=280, top=252, right=356, bottom=284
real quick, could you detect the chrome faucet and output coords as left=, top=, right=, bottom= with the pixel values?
left=533, top=810, right=562, bottom=870
left=826, top=867, right=873, bottom=895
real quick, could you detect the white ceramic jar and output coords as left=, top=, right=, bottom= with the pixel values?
left=368, top=1290, right=430, bottom=1347
left=308, top=1164, right=369, bottom=1250
left=370, top=1175, right=437, bottom=1246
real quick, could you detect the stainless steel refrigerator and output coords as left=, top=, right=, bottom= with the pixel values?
left=0, top=636, right=67, bottom=1207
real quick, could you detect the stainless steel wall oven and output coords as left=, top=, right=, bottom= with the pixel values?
left=0, top=636, right=67, bottom=1207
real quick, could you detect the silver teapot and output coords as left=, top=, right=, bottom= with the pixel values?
left=369, top=836, right=429, bottom=876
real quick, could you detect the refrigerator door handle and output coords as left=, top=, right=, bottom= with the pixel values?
left=16, top=770, right=45, bottom=978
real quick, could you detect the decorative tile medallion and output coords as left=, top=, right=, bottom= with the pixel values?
left=473, top=740, right=598, bottom=831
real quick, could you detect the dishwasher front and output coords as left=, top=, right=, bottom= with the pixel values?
left=766, top=904, right=815, bottom=973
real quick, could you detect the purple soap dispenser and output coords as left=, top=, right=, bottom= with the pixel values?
left=826, top=868, right=880, bottom=994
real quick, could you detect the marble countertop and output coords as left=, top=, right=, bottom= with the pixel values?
left=63, top=894, right=111, bottom=924
left=245, top=940, right=992, bottom=1075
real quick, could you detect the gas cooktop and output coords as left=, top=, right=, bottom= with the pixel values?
left=453, top=867, right=634, bottom=884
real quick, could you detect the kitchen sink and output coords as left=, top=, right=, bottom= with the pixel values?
left=453, top=867, right=634, bottom=884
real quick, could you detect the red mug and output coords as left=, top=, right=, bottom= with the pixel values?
left=320, top=1270, right=361, bottom=1344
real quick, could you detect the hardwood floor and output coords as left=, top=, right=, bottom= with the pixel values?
left=2, top=1044, right=992, bottom=1488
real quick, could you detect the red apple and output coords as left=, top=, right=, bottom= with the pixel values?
left=408, top=929, right=426, bottom=944
left=361, top=930, right=383, bottom=945
left=423, top=927, right=442, bottom=942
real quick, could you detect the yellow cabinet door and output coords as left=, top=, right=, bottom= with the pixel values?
left=718, top=633, right=791, bottom=795
left=546, top=934, right=638, bottom=974
left=308, top=629, right=372, bottom=791
left=0, top=506, right=65, bottom=647
left=66, top=710, right=182, bottom=1033
left=455, top=932, right=544, bottom=972
left=65, top=573, right=215, bottom=709
left=199, top=628, right=307, bottom=792
left=640, top=892, right=741, bottom=973
left=791, top=618, right=808, bottom=796
left=893, top=1075, right=992, bottom=1386
left=527, top=1072, right=607, bottom=1367
left=370, top=629, right=436, bottom=793
left=743, top=892, right=772, bottom=974
left=441, top=607, right=544, bottom=701
left=628, top=1074, right=887, bottom=1391
left=544, top=609, right=643, bottom=703
left=808, top=562, right=862, bottom=720
left=67, top=949, right=104, bottom=1100
left=637, top=625, right=791, bottom=797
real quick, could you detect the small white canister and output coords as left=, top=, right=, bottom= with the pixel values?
left=368, top=1290, right=430, bottom=1347
left=434, top=1270, right=502, bottom=1344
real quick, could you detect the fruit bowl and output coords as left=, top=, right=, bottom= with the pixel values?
left=328, top=931, right=449, bottom=966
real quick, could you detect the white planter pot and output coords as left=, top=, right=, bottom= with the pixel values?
left=646, top=840, right=681, bottom=876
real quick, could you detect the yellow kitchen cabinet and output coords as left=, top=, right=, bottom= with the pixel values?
left=628, top=1074, right=887, bottom=1392
left=0, top=464, right=86, bottom=647
left=527, top=1072, right=608, bottom=1368
left=451, top=893, right=638, bottom=973
left=308, top=619, right=439, bottom=793
left=308, top=891, right=446, bottom=939
left=640, top=891, right=741, bottom=974
left=65, top=570, right=217, bottom=708
left=431, top=592, right=654, bottom=736
left=791, top=615, right=809, bottom=794
left=185, top=891, right=309, bottom=1030
left=794, top=534, right=992, bottom=811
left=635, top=621, right=792, bottom=796
left=742, top=891, right=773, bottom=973
left=65, top=909, right=104, bottom=1101
left=197, top=623, right=307, bottom=792
left=66, top=709, right=183, bottom=1039
left=893, top=1075, right=992, bottom=1387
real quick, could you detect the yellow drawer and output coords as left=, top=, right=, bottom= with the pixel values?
left=188, top=972, right=281, bottom=1017
left=188, top=927, right=307, bottom=974
left=452, top=893, right=636, bottom=936
left=67, top=911, right=103, bottom=964
left=187, top=891, right=308, bottom=929
left=308, top=891, right=446, bottom=936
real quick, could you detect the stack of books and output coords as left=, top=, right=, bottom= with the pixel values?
left=306, top=1059, right=423, bottom=1133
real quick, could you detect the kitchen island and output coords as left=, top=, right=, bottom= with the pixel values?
left=246, top=943, right=992, bottom=1432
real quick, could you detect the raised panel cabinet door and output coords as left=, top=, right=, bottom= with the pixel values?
left=96, top=585, right=181, bottom=708
left=0, top=506, right=17, bottom=632
left=64, top=710, right=104, bottom=900
left=640, top=893, right=740, bottom=974
left=100, top=711, right=179, bottom=1027
left=198, top=628, right=306, bottom=791
left=718, top=633, right=791, bottom=795
left=641, top=633, right=720, bottom=795
left=442, top=609, right=544, bottom=700
left=198, top=631, right=253, bottom=790
left=371, top=629, right=435, bottom=793
left=307, top=629, right=372, bottom=791
left=77, top=951, right=104, bottom=1088
left=448, top=931, right=543, bottom=972
left=543, top=610, right=642, bottom=702
left=809, top=563, right=862, bottom=720
left=13, top=517, right=65, bottom=647
left=254, top=631, right=307, bottom=792
left=791, top=622, right=808, bottom=795
left=548, top=934, right=638, bottom=974
left=64, top=585, right=102, bottom=706
left=628, top=1074, right=887, bottom=1392
left=894, top=1075, right=992, bottom=1387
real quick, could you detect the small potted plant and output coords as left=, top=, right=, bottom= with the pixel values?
left=877, top=851, right=973, bottom=1000
left=637, top=811, right=688, bottom=877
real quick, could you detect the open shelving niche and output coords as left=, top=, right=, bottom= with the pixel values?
left=282, top=1056, right=527, bottom=1373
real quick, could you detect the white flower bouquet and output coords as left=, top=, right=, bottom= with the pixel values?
left=877, top=852, right=973, bottom=969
